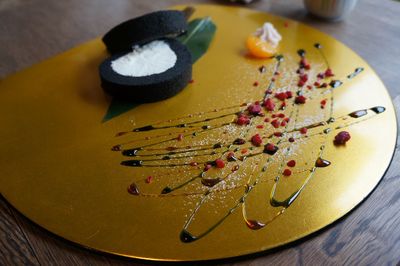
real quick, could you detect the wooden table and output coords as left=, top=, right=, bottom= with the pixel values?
left=1, top=0, right=399, bottom=265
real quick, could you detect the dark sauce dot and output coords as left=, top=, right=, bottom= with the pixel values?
left=161, top=187, right=172, bottom=194
left=127, top=183, right=140, bottom=195
left=121, top=160, right=143, bottom=167
left=297, top=49, right=306, bottom=57
left=329, top=80, right=343, bottom=88
left=180, top=230, right=197, bottom=243
left=213, top=143, right=223, bottom=149
left=133, top=125, right=154, bottom=132
left=246, top=219, right=266, bottom=230
left=371, top=106, right=385, bottom=114
left=315, top=157, right=331, bottom=168
left=233, top=138, right=246, bottom=145
left=349, top=109, right=368, bottom=118
left=201, top=178, right=222, bottom=187
left=275, top=54, right=284, bottom=62
left=122, top=148, right=140, bottom=156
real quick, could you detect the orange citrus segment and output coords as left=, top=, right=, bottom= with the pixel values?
left=246, top=35, right=277, bottom=58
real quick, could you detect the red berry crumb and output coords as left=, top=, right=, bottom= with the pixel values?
left=334, top=131, right=351, bottom=145
left=253, top=81, right=259, bottom=86
left=320, top=99, right=327, bottom=109
left=236, top=114, right=250, bottom=125
left=247, top=103, right=262, bottom=115
left=177, top=134, right=184, bottom=141
left=295, top=95, right=307, bottom=104
left=325, top=68, right=334, bottom=77
left=280, top=121, right=287, bottom=127
left=271, top=119, right=280, bottom=128
left=251, top=134, right=263, bottom=147
left=190, top=162, right=198, bottom=166
left=275, top=92, right=288, bottom=101
left=287, top=160, right=296, bottom=167
left=264, top=117, right=270, bottom=122
left=145, top=176, right=153, bottom=183
left=256, top=124, right=264, bottom=129
left=274, top=132, right=282, bottom=137
left=263, top=98, right=275, bottom=111
left=286, top=91, right=293, bottom=98
left=215, top=159, right=225, bottom=168
left=300, top=127, right=308, bottom=134
left=241, top=148, right=248, bottom=154
left=283, top=169, right=292, bottom=176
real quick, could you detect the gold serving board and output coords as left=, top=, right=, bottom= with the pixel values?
left=0, top=5, right=397, bottom=261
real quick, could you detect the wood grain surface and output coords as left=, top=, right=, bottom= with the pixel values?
left=1, top=0, right=399, bottom=265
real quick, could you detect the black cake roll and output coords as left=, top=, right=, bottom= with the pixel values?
left=102, top=10, right=188, bottom=54
left=99, top=38, right=192, bottom=102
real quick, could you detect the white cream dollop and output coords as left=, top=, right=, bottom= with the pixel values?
left=111, top=40, right=177, bottom=77
left=254, top=22, right=282, bottom=48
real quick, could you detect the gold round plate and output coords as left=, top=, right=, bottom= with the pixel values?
left=0, top=5, right=397, bottom=262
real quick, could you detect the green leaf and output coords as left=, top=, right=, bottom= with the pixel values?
left=178, top=17, right=217, bottom=63
left=102, top=17, right=217, bottom=122
left=102, top=98, right=140, bottom=122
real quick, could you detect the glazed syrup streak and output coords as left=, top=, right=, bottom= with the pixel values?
left=117, top=44, right=386, bottom=243
left=180, top=48, right=326, bottom=241
left=242, top=46, right=336, bottom=228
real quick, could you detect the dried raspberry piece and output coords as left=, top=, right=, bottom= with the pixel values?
left=334, top=131, right=351, bottom=145
left=278, top=113, right=285, bottom=118
left=251, top=134, right=263, bottom=147
left=274, top=132, right=282, bottom=137
left=247, top=103, right=262, bottom=115
left=177, top=134, right=184, bottom=141
left=297, top=80, right=305, bottom=87
left=264, top=117, right=270, bottom=122
left=325, top=68, right=334, bottom=77
left=145, top=176, right=153, bottom=183
left=215, top=159, right=225, bottom=168
left=236, top=114, right=250, bottom=125
left=280, top=121, right=287, bottom=127
left=241, top=148, right=248, bottom=154
left=314, top=81, right=321, bottom=87
left=283, top=169, right=292, bottom=176
left=263, top=98, right=275, bottom=111
left=271, top=119, right=280, bottom=128
left=286, top=91, right=293, bottom=98
left=190, top=162, right=198, bottom=166
left=300, top=74, right=308, bottom=82
left=275, top=92, right=288, bottom=101
left=253, top=81, right=259, bottom=86
left=287, top=160, right=296, bottom=167
left=256, top=124, right=264, bottom=129
left=295, top=95, right=306, bottom=104
left=300, top=127, right=308, bottom=134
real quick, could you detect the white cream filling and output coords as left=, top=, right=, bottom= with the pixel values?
left=254, top=22, right=282, bottom=48
left=111, top=40, right=177, bottom=77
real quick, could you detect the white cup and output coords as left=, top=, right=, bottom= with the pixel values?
left=303, top=0, right=359, bottom=21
